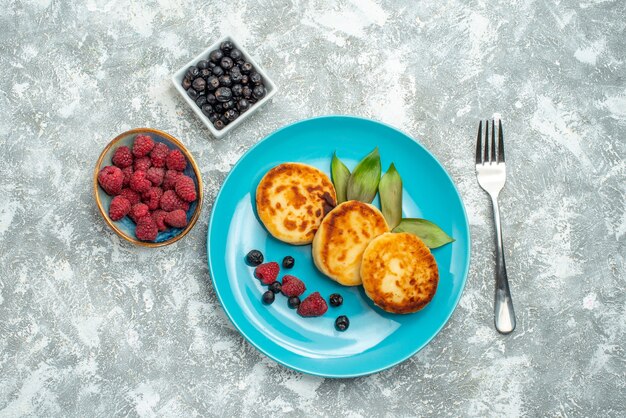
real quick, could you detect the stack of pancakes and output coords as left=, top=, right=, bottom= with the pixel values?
left=256, top=162, right=438, bottom=314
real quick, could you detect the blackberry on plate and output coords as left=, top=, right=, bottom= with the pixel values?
left=329, top=293, right=343, bottom=307
left=237, top=99, right=250, bottom=112
left=231, top=84, right=243, bottom=97
left=335, top=315, right=349, bottom=331
left=288, top=296, right=300, bottom=309
left=262, top=291, right=275, bottom=305
left=253, top=85, right=266, bottom=99
left=269, top=281, right=282, bottom=294
left=282, top=256, right=295, bottom=269
left=241, top=62, right=253, bottom=74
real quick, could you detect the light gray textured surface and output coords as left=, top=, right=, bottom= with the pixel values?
left=1, top=0, right=625, bottom=416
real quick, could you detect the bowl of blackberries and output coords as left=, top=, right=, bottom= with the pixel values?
left=172, top=35, right=277, bottom=139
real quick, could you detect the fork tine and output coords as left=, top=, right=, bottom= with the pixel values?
left=476, top=121, right=483, bottom=164
left=491, top=120, right=496, bottom=163
left=497, top=119, right=505, bottom=163
left=484, top=119, right=490, bottom=163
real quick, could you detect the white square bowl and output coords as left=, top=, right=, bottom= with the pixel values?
left=171, top=35, right=278, bottom=139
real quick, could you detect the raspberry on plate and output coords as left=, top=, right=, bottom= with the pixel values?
left=254, top=262, right=279, bottom=285
left=160, top=190, right=187, bottom=212
left=135, top=215, right=158, bottom=241
left=165, top=209, right=188, bottom=228
left=152, top=210, right=168, bottom=231
left=129, top=170, right=151, bottom=193
left=109, top=196, right=131, bottom=221
left=98, top=166, right=123, bottom=195
left=119, top=188, right=140, bottom=205
left=112, top=146, right=133, bottom=168
left=129, top=203, right=149, bottom=223
left=133, top=134, right=155, bottom=157
left=297, top=292, right=328, bottom=317
left=281, top=275, right=306, bottom=297
left=134, top=156, right=152, bottom=172
left=174, top=175, right=197, bottom=202
left=162, top=170, right=182, bottom=190
left=146, top=167, right=165, bottom=186
left=121, top=166, right=133, bottom=187
left=150, top=142, right=170, bottom=168
left=166, top=149, right=187, bottom=171
left=142, top=187, right=163, bottom=211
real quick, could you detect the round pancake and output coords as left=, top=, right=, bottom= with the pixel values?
left=312, top=201, right=389, bottom=286
left=361, top=232, right=439, bottom=314
left=256, top=163, right=336, bottom=245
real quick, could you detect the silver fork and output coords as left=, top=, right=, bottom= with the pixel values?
left=476, top=119, right=516, bottom=334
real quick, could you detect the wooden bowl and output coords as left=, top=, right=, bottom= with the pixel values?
left=94, top=128, right=203, bottom=247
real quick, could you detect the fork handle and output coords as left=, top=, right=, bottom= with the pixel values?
left=491, top=196, right=516, bottom=334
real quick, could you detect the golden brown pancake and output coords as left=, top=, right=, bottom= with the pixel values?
left=256, top=163, right=336, bottom=245
left=312, top=201, right=389, bottom=286
left=361, top=232, right=439, bottom=314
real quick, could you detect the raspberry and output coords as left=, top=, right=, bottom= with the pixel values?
left=142, top=187, right=163, bottom=210
left=134, top=156, right=152, bottom=172
left=152, top=210, right=168, bottom=232
left=129, top=170, right=151, bottom=193
left=109, top=196, right=131, bottom=221
left=166, top=149, right=187, bottom=171
left=297, top=292, right=328, bottom=317
left=162, top=170, right=182, bottom=190
left=165, top=209, right=188, bottom=228
left=281, top=275, right=306, bottom=297
left=254, top=262, right=280, bottom=285
left=129, top=203, right=149, bottom=223
left=150, top=142, right=170, bottom=168
left=132, top=134, right=155, bottom=157
left=160, top=190, right=187, bottom=212
left=146, top=167, right=165, bottom=186
left=174, top=175, right=197, bottom=202
left=121, top=166, right=133, bottom=187
left=135, top=215, right=158, bottom=241
left=119, top=188, right=140, bottom=205
left=98, top=166, right=123, bottom=195
left=112, top=146, right=133, bottom=168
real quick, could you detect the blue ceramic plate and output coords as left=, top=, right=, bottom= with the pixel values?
left=207, top=116, right=470, bottom=377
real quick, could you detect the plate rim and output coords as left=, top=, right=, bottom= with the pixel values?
left=207, top=115, right=471, bottom=378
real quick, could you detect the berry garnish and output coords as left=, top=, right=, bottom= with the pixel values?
left=335, top=315, right=350, bottom=331
left=329, top=293, right=343, bottom=307
left=269, top=281, right=282, bottom=294
left=281, top=275, right=305, bottom=297
left=282, top=256, right=295, bottom=269
left=288, top=296, right=300, bottom=309
left=262, top=291, right=275, bottom=305
left=246, top=250, right=264, bottom=266
left=254, top=262, right=279, bottom=285
left=297, top=292, right=328, bottom=317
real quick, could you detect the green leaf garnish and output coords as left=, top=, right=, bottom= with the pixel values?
left=331, top=152, right=350, bottom=204
left=392, top=218, right=455, bottom=248
left=379, top=163, right=402, bottom=229
left=346, top=147, right=381, bottom=203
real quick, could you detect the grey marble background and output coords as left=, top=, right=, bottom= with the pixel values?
left=1, top=0, right=624, bottom=416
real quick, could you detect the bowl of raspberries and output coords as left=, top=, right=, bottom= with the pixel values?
left=94, top=128, right=203, bottom=246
